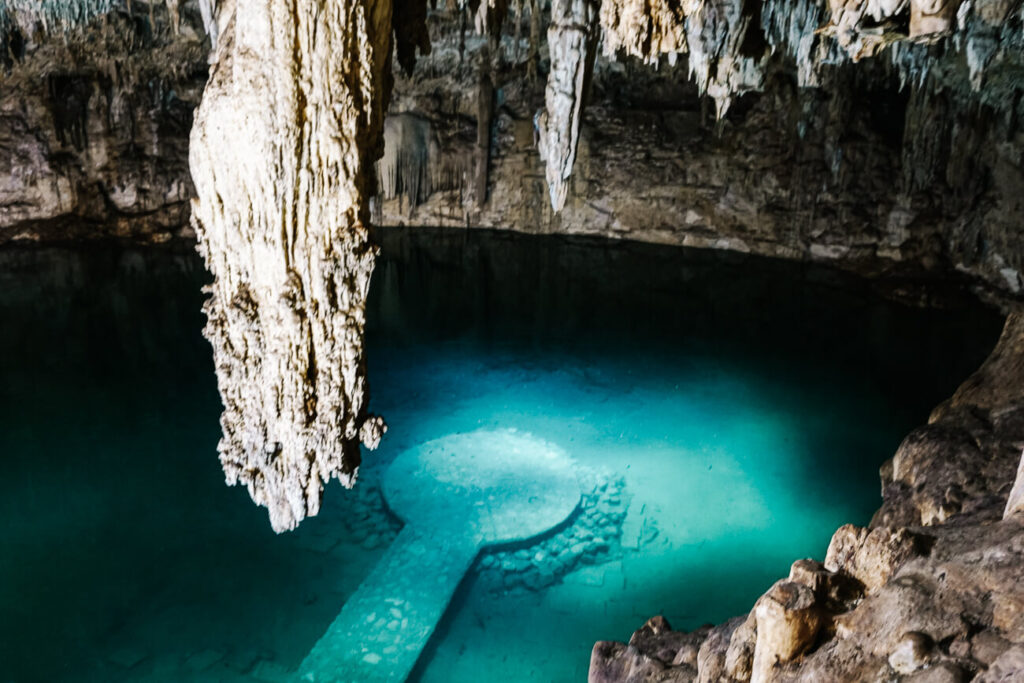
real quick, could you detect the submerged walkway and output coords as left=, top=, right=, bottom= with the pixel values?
left=297, top=429, right=581, bottom=683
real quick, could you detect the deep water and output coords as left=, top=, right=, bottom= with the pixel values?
left=0, top=229, right=1003, bottom=683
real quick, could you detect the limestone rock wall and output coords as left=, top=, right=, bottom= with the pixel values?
left=3, top=3, right=1024, bottom=304
left=375, top=6, right=1024, bottom=304
left=0, top=2, right=207, bottom=243
left=3, top=0, right=1024, bottom=538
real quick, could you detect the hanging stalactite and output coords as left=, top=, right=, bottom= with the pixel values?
left=189, top=0, right=398, bottom=533
left=539, top=0, right=600, bottom=211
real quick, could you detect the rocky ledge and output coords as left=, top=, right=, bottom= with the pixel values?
left=590, top=312, right=1024, bottom=683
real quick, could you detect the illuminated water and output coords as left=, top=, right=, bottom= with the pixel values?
left=0, top=229, right=1001, bottom=682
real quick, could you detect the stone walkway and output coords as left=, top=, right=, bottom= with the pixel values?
left=297, top=430, right=581, bottom=682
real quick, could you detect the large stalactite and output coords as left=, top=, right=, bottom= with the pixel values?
left=188, top=0, right=394, bottom=533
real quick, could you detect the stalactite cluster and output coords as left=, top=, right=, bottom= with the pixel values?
left=540, top=0, right=1024, bottom=211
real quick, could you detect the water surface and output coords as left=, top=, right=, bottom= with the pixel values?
left=0, top=229, right=1002, bottom=682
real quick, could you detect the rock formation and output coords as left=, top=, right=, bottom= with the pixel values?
left=0, top=1, right=206, bottom=243
left=187, top=0, right=402, bottom=532
left=5, top=2, right=1024, bottom=298
left=590, top=315, right=1024, bottom=682
left=538, top=0, right=599, bottom=211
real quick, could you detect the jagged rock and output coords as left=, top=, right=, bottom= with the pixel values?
left=696, top=615, right=747, bottom=683
left=905, top=661, right=967, bottom=683
left=7, top=2, right=1024, bottom=306
left=788, top=558, right=863, bottom=610
left=751, top=581, right=823, bottom=682
left=606, top=314, right=1024, bottom=683
left=824, top=524, right=931, bottom=591
left=908, top=0, right=960, bottom=39
left=971, top=628, right=1013, bottom=667
left=976, top=645, right=1024, bottom=682
left=6, top=20, right=1024, bottom=683
left=589, top=640, right=695, bottom=683
left=539, top=0, right=599, bottom=211
left=599, top=0, right=686, bottom=64
left=590, top=616, right=713, bottom=682
left=377, top=113, right=439, bottom=210
left=724, top=612, right=757, bottom=681
left=188, top=0, right=393, bottom=531
left=0, top=4, right=206, bottom=242
left=870, top=314, right=1024, bottom=530
left=1004, top=450, right=1024, bottom=519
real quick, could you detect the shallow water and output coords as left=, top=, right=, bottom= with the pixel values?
left=0, top=230, right=1002, bottom=682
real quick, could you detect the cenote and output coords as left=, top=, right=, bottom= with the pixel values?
left=0, top=227, right=1003, bottom=682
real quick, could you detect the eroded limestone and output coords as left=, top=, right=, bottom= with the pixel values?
left=189, top=0, right=393, bottom=532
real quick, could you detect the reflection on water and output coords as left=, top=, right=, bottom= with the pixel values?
left=0, top=230, right=1002, bottom=682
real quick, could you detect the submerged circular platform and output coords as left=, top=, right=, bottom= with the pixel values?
left=382, top=429, right=581, bottom=546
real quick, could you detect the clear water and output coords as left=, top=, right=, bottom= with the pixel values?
left=0, top=230, right=1001, bottom=682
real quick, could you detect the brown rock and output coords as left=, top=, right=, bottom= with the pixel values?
left=909, top=0, right=961, bottom=38
left=588, top=640, right=694, bottom=683
left=970, top=630, right=1012, bottom=667
left=724, top=612, right=757, bottom=681
left=905, top=662, right=966, bottom=683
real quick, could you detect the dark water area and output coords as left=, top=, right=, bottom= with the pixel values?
left=0, top=229, right=1003, bottom=682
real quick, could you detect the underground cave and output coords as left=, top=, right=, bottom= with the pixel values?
left=2, top=1, right=1024, bottom=682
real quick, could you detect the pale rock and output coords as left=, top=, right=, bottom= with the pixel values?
left=540, top=0, right=599, bottom=211
left=696, top=615, right=747, bottom=683
left=751, top=581, right=823, bottom=683
left=724, top=612, right=758, bottom=681
left=189, top=0, right=393, bottom=531
left=888, top=631, right=935, bottom=674
left=1003, top=450, right=1024, bottom=519
left=824, top=524, right=929, bottom=591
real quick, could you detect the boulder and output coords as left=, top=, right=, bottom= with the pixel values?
left=751, top=581, right=823, bottom=683
left=825, top=524, right=930, bottom=591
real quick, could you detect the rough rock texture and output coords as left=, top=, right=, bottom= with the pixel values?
left=187, top=0, right=396, bottom=532
left=0, top=2, right=208, bottom=243
left=538, top=0, right=599, bottom=211
left=373, top=6, right=1024, bottom=305
left=590, top=313, right=1024, bottom=682
left=4, top=0, right=1024, bottom=675
left=5, top=4, right=1024, bottom=304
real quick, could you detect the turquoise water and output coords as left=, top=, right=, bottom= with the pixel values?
left=0, top=230, right=1002, bottom=682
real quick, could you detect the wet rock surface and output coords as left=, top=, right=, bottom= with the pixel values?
left=322, top=462, right=635, bottom=597
left=475, top=468, right=630, bottom=593
left=590, top=313, right=1024, bottom=682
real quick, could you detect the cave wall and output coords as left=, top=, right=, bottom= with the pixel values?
left=0, top=1, right=207, bottom=242
left=375, top=5, right=1024, bottom=304
left=3, top=1, right=1022, bottom=304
